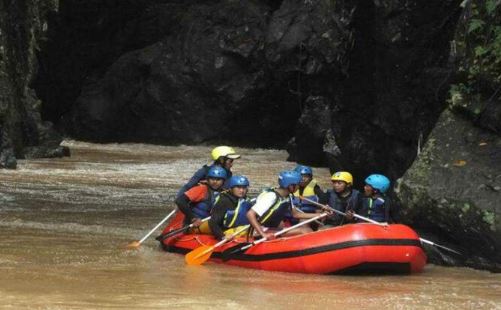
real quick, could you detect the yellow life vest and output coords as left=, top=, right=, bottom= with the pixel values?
left=293, top=179, right=317, bottom=197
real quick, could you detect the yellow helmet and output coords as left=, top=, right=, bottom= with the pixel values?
left=331, top=171, right=353, bottom=185
left=211, top=146, right=240, bottom=161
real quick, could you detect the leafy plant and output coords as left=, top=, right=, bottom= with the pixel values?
left=450, top=0, right=501, bottom=111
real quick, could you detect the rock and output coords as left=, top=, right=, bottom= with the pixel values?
left=288, top=0, right=463, bottom=185
left=0, top=0, right=64, bottom=168
left=478, top=98, right=501, bottom=135
left=49, top=0, right=354, bottom=147
left=0, top=147, right=17, bottom=169
left=287, top=96, right=335, bottom=166
left=396, top=109, right=501, bottom=271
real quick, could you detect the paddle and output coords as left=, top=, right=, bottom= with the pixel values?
left=127, top=209, right=176, bottom=249
left=185, top=225, right=250, bottom=266
left=300, top=196, right=462, bottom=256
left=156, top=216, right=211, bottom=242
left=289, top=194, right=324, bottom=226
left=222, top=212, right=331, bottom=260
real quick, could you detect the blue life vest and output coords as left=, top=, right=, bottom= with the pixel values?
left=258, top=189, right=290, bottom=228
left=223, top=198, right=252, bottom=228
left=286, top=195, right=319, bottom=225
left=192, top=187, right=220, bottom=218
left=365, top=196, right=386, bottom=222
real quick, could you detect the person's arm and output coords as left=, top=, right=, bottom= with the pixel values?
left=291, top=207, right=321, bottom=219
left=175, top=194, right=194, bottom=222
left=209, top=201, right=229, bottom=240
left=246, top=209, right=275, bottom=240
left=246, top=192, right=278, bottom=240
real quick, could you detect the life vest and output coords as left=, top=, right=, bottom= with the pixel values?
left=293, top=179, right=318, bottom=213
left=222, top=197, right=252, bottom=228
left=191, top=185, right=221, bottom=218
left=365, top=196, right=386, bottom=222
left=257, top=189, right=290, bottom=228
left=327, top=189, right=361, bottom=212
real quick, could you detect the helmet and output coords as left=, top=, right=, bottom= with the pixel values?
left=294, top=165, right=313, bottom=176
left=331, top=171, right=353, bottom=185
left=207, top=166, right=228, bottom=179
left=228, top=175, right=249, bottom=188
left=278, top=170, right=301, bottom=188
left=211, top=146, right=240, bottom=161
left=365, top=174, right=390, bottom=193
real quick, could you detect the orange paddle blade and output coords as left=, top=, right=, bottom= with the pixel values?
left=185, top=245, right=215, bottom=265
left=126, top=240, right=141, bottom=249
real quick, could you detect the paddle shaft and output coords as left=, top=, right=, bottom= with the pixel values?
left=301, top=197, right=462, bottom=255
left=194, top=225, right=250, bottom=259
left=138, top=209, right=176, bottom=244
left=239, top=212, right=330, bottom=252
left=418, top=238, right=462, bottom=255
left=289, top=194, right=324, bottom=226
left=158, top=216, right=211, bottom=241
left=300, top=197, right=385, bottom=226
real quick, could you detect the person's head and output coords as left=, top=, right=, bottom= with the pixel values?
left=330, top=171, right=353, bottom=194
left=228, top=175, right=249, bottom=198
left=364, top=174, right=390, bottom=196
left=278, top=170, right=301, bottom=194
left=294, top=165, right=313, bottom=187
left=211, top=146, right=240, bottom=170
left=206, top=166, right=227, bottom=190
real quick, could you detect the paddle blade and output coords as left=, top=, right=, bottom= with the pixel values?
left=126, top=240, right=141, bottom=249
left=185, top=245, right=214, bottom=266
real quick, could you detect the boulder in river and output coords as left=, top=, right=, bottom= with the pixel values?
left=396, top=109, right=501, bottom=271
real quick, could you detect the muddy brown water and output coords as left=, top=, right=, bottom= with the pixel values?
left=0, top=141, right=500, bottom=309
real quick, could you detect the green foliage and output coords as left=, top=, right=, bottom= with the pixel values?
left=449, top=0, right=501, bottom=111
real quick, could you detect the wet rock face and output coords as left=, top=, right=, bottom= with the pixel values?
left=290, top=0, right=463, bottom=185
left=36, top=0, right=464, bottom=180
left=0, top=0, right=64, bottom=168
left=396, top=109, right=501, bottom=271
left=36, top=0, right=463, bottom=179
left=37, top=0, right=354, bottom=146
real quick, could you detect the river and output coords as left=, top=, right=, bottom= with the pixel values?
left=0, top=141, right=500, bottom=309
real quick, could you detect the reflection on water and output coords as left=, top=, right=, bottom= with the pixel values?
left=0, top=140, right=500, bottom=309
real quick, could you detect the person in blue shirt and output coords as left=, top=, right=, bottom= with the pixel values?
left=360, top=174, right=397, bottom=223
left=176, top=146, right=240, bottom=199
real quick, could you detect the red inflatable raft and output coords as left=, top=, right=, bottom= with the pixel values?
left=159, top=213, right=427, bottom=274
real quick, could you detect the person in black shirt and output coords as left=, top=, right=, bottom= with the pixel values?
left=326, top=171, right=363, bottom=226
left=208, top=175, right=252, bottom=240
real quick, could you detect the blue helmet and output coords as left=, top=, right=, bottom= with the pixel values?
left=207, top=166, right=227, bottom=179
left=365, top=174, right=390, bottom=193
left=228, top=175, right=249, bottom=188
left=294, top=164, right=313, bottom=176
left=278, top=170, right=301, bottom=188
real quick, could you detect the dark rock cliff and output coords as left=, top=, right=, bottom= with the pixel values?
left=396, top=109, right=501, bottom=271
left=396, top=0, right=501, bottom=272
left=0, top=0, right=65, bottom=168
left=35, top=0, right=355, bottom=147
left=35, top=0, right=463, bottom=181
